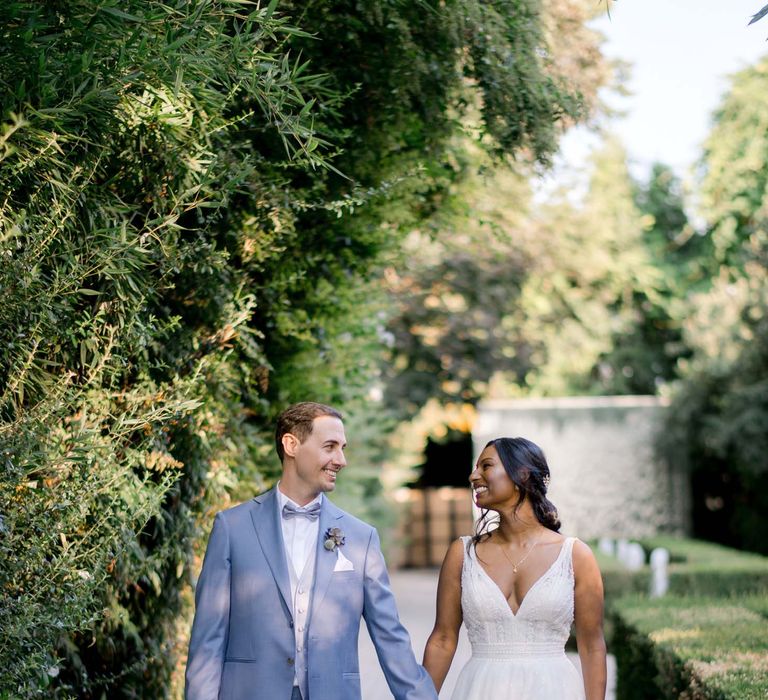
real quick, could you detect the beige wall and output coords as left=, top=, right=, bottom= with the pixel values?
left=474, top=396, right=690, bottom=540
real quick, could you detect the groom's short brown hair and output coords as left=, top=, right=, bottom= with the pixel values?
left=275, top=402, right=343, bottom=461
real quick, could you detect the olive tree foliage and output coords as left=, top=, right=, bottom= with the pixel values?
left=0, top=0, right=592, bottom=697
left=659, top=57, right=768, bottom=555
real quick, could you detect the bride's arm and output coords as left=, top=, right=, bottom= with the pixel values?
left=422, top=538, right=465, bottom=693
left=573, top=539, right=608, bottom=700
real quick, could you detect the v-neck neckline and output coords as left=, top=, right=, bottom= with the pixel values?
left=472, top=537, right=570, bottom=617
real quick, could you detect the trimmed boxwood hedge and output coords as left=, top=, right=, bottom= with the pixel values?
left=598, top=536, right=768, bottom=600
left=600, top=538, right=768, bottom=699
left=610, top=595, right=768, bottom=700
left=641, top=536, right=768, bottom=596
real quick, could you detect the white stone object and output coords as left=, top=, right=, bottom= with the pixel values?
left=650, top=547, right=670, bottom=598
left=616, top=538, right=629, bottom=565
left=598, top=537, right=615, bottom=556
left=624, top=542, right=645, bottom=571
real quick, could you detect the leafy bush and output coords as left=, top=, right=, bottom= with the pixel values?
left=0, top=1, right=341, bottom=696
left=1, top=1, right=590, bottom=697
left=645, top=536, right=768, bottom=596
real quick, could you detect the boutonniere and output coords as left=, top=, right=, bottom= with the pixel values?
left=323, top=527, right=345, bottom=551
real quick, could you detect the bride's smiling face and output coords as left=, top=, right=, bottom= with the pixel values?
left=469, top=445, right=518, bottom=508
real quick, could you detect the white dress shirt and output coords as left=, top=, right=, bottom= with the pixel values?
left=276, top=484, right=322, bottom=584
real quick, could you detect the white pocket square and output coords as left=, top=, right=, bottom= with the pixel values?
left=333, top=549, right=354, bottom=572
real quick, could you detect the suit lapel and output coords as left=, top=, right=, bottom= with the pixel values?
left=309, top=498, right=345, bottom=625
left=251, top=488, right=293, bottom=614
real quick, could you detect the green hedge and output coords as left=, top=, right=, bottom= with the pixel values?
left=600, top=538, right=768, bottom=699
left=611, top=595, right=768, bottom=700
left=596, top=551, right=650, bottom=600
left=598, top=536, right=768, bottom=600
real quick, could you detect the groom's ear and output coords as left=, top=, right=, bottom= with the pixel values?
left=282, top=432, right=299, bottom=458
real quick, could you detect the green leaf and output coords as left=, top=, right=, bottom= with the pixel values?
left=99, top=7, right=143, bottom=22
left=263, top=0, right=280, bottom=22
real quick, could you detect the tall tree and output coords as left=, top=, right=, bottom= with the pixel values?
left=593, top=163, right=697, bottom=394
left=379, top=0, right=613, bottom=414
left=515, top=138, right=655, bottom=394
left=382, top=135, right=663, bottom=409
left=660, top=57, right=768, bottom=555
left=382, top=156, right=535, bottom=416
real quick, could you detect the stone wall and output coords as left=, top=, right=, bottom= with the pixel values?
left=474, top=396, right=690, bottom=540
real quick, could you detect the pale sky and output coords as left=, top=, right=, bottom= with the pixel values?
left=556, top=0, right=768, bottom=183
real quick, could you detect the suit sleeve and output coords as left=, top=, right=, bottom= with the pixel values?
left=362, top=528, right=439, bottom=700
left=185, top=512, right=231, bottom=700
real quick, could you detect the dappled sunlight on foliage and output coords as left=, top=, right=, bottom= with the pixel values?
left=0, top=0, right=599, bottom=696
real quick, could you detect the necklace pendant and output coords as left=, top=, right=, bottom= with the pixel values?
left=512, top=566, right=518, bottom=573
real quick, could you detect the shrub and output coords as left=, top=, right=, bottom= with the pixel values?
left=0, top=2, right=336, bottom=696
left=643, top=536, right=768, bottom=597
left=611, top=595, right=768, bottom=700
left=1, top=1, right=590, bottom=696
left=598, top=537, right=768, bottom=601
left=602, top=538, right=768, bottom=700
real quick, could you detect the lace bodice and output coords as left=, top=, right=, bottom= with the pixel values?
left=459, top=536, right=576, bottom=658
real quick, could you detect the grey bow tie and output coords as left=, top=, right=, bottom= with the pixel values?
left=282, top=501, right=322, bottom=521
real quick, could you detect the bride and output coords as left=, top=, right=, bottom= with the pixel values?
left=423, top=437, right=607, bottom=699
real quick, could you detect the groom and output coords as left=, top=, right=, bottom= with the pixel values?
left=185, top=401, right=438, bottom=700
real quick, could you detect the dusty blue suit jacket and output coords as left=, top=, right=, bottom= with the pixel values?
left=185, top=488, right=438, bottom=700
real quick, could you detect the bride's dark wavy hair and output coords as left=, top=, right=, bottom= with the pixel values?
left=472, top=437, right=561, bottom=547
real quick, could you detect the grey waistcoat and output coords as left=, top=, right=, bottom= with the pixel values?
left=288, top=543, right=317, bottom=700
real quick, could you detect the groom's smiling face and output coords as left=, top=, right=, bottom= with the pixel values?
left=287, top=415, right=347, bottom=500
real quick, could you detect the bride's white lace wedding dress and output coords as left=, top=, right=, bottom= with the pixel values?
left=451, top=536, right=585, bottom=699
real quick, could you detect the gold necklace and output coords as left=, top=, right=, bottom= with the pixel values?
left=498, top=535, right=543, bottom=574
